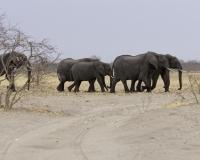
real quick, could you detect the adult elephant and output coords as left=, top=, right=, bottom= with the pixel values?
left=70, top=61, right=113, bottom=92
left=110, top=51, right=169, bottom=93
left=141, top=54, right=183, bottom=92
left=0, top=51, right=32, bottom=91
left=56, top=58, right=100, bottom=92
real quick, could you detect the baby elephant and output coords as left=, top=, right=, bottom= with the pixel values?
left=70, top=61, right=113, bottom=92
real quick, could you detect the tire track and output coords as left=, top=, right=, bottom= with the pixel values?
left=0, top=121, right=58, bottom=160
left=69, top=124, right=93, bottom=160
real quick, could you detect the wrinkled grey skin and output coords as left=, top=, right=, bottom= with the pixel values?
left=70, top=61, right=113, bottom=92
left=57, top=58, right=99, bottom=92
left=110, top=51, right=169, bottom=93
left=141, top=54, right=182, bottom=92
left=0, top=51, right=31, bottom=91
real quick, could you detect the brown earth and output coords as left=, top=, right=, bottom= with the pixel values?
left=0, top=73, right=200, bottom=160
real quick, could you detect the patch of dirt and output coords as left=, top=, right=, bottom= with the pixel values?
left=0, top=91, right=200, bottom=160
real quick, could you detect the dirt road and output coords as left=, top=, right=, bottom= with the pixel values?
left=0, top=92, right=200, bottom=160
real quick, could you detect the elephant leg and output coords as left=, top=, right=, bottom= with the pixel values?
left=74, top=81, right=81, bottom=92
left=136, top=80, right=143, bottom=92
left=147, top=72, right=153, bottom=92
left=121, top=79, right=130, bottom=93
left=110, top=76, right=119, bottom=93
left=97, top=76, right=105, bottom=92
left=140, top=75, right=151, bottom=92
left=88, top=78, right=96, bottom=92
left=6, top=73, right=16, bottom=92
left=161, top=71, right=170, bottom=92
left=130, top=79, right=137, bottom=92
left=151, top=73, right=159, bottom=91
left=57, top=81, right=65, bottom=92
left=68, top=82, right=75, bottom=92
left=74, top=80, right=81, bottom=92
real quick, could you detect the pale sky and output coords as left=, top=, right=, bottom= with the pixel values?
left=1, top=0, right=200, bottom=62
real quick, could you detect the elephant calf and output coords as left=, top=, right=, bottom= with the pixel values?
left=70, top=61, right=113, bottom=92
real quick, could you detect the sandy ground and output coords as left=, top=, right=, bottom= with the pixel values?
left=0, top=87, right=200, bottom=160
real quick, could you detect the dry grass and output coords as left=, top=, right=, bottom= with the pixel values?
left=0, top=72, right=199, bottom=95
left=163, top=101, right=194, bottom=108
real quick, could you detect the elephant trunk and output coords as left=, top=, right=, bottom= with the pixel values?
left=176, top=61, right=182, bottom=90
left=102, top=76, right=108, bottom=91
left=107, top=67, right=113, bottom=89
left=26, top=62, right=32, bottom=90
left=178, top=69, right=182, bottom=90
left=107, top=76, right=113, bottom=89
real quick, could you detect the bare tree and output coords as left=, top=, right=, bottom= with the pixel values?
left=0, top=13, right=60, bottom=110
left=187, top=73, right=200, bottom=103
left=90, top=55, right=101, bottom=61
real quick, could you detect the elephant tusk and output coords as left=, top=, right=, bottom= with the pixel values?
left=27, top=66, right=34, bottom=70
left=26, top=64, right=34, bottom=70
left=167, top=68, right=173, bottom=71
left=26, top=66, right=34, bottom=70
left=110, top=76, right=113, bottom=78
left=179, top=69, right=187, bottom=73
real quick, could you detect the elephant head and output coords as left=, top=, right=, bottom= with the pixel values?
left=94, top=61, right=106, bottom=76
left=165, top=54, right=182, bottom=90
left=157, top=55, right=169, bottom=69
left=10, top=51, right=32, bottom=90
left=145, top=52, right=169, bottom=71
left=102, top=63, right=113, bottom=77
left=94, top=61, right=112, bottom=90
left=146, top=52, right=169, bottom=70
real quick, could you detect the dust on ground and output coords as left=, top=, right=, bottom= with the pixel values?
left=0, top=73, right=200, bottom=160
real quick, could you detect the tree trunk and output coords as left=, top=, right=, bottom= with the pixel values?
left=4, top=87, right=13, bottom=110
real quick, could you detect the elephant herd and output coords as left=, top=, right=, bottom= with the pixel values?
left=0, top=51, right=182, bottom=93
left=57, top=51, right=183, bottom=93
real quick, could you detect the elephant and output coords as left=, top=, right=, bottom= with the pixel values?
left=70, top=61, right=113, bottom=92
left=140, top=54, right=183, bottom=92
left=110, top=51, right=169, bottom=93
left=56, top=58, right=100, bottom=92
left=0, top=51, right=32, bottom=91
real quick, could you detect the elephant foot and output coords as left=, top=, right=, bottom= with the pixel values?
left=73, top=89, right=80, bottom=92
left=87, top=90, right=96, bottom=92
left=68, top=87, right=73, bottom=92
left=142, top=86, right=147, bottom=91
left=7, top=86, right=16, bottom=92
left=12, top=88, right=16, bottom=92
left=130, top=90, right=136, bottom=93
left=57, top=89, right=64, bottom=92
left=125, top=90, right=130, bottom=93
left=110, top=90, right=115, bottom=93
left=57, top=86, right=64, bottom=92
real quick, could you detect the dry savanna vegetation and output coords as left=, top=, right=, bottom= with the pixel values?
left=0, top=71, right=199, bottom=109
left=1, top=12, right=200, bottom=160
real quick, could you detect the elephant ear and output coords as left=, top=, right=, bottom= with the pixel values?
left=146, top=53, right=158, bottom=70
left=95, top=62, right=106, bottom=76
